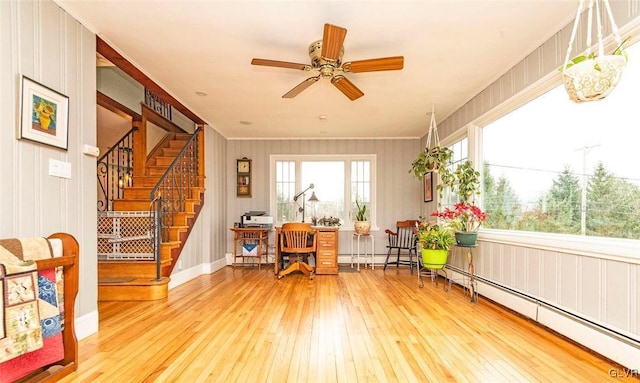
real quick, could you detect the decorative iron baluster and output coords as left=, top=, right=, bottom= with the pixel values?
left=150, top=128, right=201, bottom=242
left=97, top=128, right=136, bottom=211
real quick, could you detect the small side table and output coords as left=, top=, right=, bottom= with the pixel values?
left=454, top=244, right=478, bottom=303
left=350, top=232, right=374, bottom=271
left=230, top=228, right=270, bottom=270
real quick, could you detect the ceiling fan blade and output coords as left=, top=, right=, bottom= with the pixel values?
left=343, top=56, right=404, bottom=73
left=331, top=75, right=364, bottom=101
left=282, top=76, right=320, bottom=98
left=251, top=58, right=310, bottom=71
left=321, top=23, right=347, bottom=62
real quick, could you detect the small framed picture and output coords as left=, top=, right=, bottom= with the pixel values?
left=423, top=172, right=433, bottom=202
left=19, top=76, right=69, bottom=150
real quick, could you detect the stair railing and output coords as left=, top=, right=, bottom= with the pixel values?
left=149, top=128, right=201, bottom=242
left=97, top=128, right=136, bottom=211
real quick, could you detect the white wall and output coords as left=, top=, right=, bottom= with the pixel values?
left=1, top=0, right=98, bottom=337
left=226, top=138, right=424, bottom=257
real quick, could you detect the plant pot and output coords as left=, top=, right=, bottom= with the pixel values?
left=563, top=55, right=626, bottom=103
left=354, top=221, right=371, bottom=234
left=455, top=231, right=478, bottom=246
left=421, top=248, right=448, bottom=269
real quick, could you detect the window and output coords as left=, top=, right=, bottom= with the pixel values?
left=271, top=155, right=375, bottom=227
left=481, top=43, right=640, bottom=240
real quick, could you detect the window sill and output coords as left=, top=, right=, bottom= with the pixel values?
left=480, top=229, right=640, bottom=264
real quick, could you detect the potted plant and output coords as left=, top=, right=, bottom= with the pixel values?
left=453, top=160, right=481, bottom=205
left=353, top=199, right=370, bottom=234
left=431, top=160, right=487, bottom=246
left=416, top=220, right=455, bottom=269
left=431, top=203, right=487, bottom=246
left=409, top=145, right=454, bottom=180
left=560, top=36, right=630, bottom=103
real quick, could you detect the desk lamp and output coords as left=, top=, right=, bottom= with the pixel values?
left=308, top=191, right=319, bottom=224
left=293, top=183, right=314, bottom=222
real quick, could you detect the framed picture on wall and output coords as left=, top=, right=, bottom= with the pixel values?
left=236, top=158, right=252, bottom=197
left=423, top=172, right=433, bottom=202
left=19, top=76, right=69, bottom=150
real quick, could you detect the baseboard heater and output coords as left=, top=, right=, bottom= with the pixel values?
left=446, top=265, right=640, bottom=370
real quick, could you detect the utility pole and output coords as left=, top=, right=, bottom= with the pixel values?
left=577, top=144, right=600, bottom=235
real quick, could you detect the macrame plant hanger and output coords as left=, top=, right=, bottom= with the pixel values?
left=562, top=0, right=627, bottom=102
left=425, top=104, right=440, bottom=150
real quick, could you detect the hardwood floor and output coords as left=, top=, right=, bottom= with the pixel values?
left=60, top=266, right=629, bottom=382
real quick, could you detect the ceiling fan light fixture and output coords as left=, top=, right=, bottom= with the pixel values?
left=309, top=40, right=343, bottom=69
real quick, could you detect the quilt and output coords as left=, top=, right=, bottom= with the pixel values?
left=0, top=261, right=42, bottom=363
left=0, top=238, right=64, bottom=383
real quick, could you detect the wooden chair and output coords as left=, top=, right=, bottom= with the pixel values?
left=383, top=220, right=419, bottom=273
left=278, top=223, right=316, bottom=280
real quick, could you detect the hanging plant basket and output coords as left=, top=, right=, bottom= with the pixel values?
left=563, top=55, right=626, bottom=103
left=409, top=105, right=453, bottom=180
left=561, top=0, right=628, bottom=103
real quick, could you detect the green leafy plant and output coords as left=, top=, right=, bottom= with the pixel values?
left=355, top=199, right=368, bottom=221
left=453, top=160, right=481, bottom=205
left=416, top=220, right=455, bottom=251
left=433, top=160, right=481, bottom=207
left=560, top=36, right=631, bottom=72
left=409, top=145, right=453, bottom=180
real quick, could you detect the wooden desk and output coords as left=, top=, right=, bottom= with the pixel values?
left=230, top=228, right=270, bottom=270
left=274, top=226, right=339, bottom=276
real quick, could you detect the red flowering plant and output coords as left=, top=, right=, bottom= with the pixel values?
left=431, top=203, right=488, bottom=232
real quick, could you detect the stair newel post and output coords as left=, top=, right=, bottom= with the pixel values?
left=132, top=115, right=146, bottom=178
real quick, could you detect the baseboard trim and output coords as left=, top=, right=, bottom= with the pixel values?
left=446, top=266, right=640, bottom=370
left=74, top=309, right=99, bottom=340
left=169, top=257, right=227, bottom=290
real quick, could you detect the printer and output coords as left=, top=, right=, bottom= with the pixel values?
left=241, top=211, right=274, bottom=228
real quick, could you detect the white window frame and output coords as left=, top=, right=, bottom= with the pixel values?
left=270, top=154, right=377, bottom=230
left=467, top=65, right=640, bottom=262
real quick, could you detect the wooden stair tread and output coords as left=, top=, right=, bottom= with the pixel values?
left=98, top=277, right=169, bottom=286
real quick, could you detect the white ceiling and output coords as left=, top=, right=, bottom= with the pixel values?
left=57, top=0, right=578, bottom=139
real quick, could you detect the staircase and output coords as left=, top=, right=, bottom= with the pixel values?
left=98, top=131, right=205, bottom=301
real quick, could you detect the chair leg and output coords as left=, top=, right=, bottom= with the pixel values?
left=409, top=250, right=413, bottom=274
left=383, top=248, right=393, bottom=270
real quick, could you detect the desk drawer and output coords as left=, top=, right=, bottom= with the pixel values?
left=316, top=258, right=336, bottom=268
left=317, top=232, right=336, bottom=241
left=317, top=250, right=335, bottom=259
left=317, top=241, right=335, bottom=250
left=316, top=250, right=336, bottom=264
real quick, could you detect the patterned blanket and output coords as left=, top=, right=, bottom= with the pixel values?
left=0, top=261, right=42, bottom=362
left=0, top=238, right=64, bottom=382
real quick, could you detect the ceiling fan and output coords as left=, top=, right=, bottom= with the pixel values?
left=251, top=23, right=404, bottom=101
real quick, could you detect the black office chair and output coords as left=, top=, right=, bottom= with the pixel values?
left=383, top=220, right=419, bottom=273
